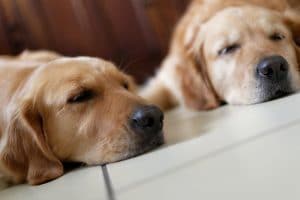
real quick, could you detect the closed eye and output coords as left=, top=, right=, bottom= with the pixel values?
left=270, top=33, right=285, bottom=41
left=218, top=44, right=240, bottom=56
left=67, top=90, right=95, bottom=104
left=122, top=81, right=129, bottom=90
left=295, top=37, right=300, bottom=47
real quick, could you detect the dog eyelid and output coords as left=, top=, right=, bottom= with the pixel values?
left=295, top=37, right=300, bottom=46
left=270, top=33, right=285, bottom=41
left=218, top=44, right=240, bottom=56
left=122, top=81, right=129, bottom=90
left=67, top=90, right=95, bottom=104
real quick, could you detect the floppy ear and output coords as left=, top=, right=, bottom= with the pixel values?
left=176, top=21, right=220, bottom=110
left=141, top=4, right=220, bottom=111
left=176, top=53, right=220, bottom=110
left=0, top=100, right=63, bottom=185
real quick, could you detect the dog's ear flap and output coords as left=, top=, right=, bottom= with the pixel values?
left=177, top=54, right=220, bottom=110
left=1, top=100, right=63, bottom=185
left=175, top=20, right=220, bottom=110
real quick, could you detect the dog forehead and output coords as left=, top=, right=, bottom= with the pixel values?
left=39, top=57, right=119, bottom=79
left=203, top=7, right=245, bottom=39
left=208, top=6, right=283, bottom=28
left=204, top=6, right=287, bottom=48
left=47, top=57, right=115, bottom=71
left=208, top=7, right=244, bottom=25
left=26, top=57, right=122, bottom=91
left=203, top=9, right=244, bottom=53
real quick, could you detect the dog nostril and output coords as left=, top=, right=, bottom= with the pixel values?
left=133, top=118, right=138, bottom=124
left=130, top=105, right=164, bottom=134
left=141, top=117, right=154, bottom=128
left=261, top=67, right=273, bottom=76
left=159, top=115, right=164, bottom=123
left=132, top=115, right=155, bottom=128
left=280, top=63, right=288, bottom=72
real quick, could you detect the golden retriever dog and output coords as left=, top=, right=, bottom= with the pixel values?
left=141, top=0, right=300, bottom=110
left=0, top=51, right=164, bottom=186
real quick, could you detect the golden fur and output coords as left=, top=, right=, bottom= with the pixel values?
left=141, top=0, right=300, bottom=110
left=0, top=50, right=163, bottom=186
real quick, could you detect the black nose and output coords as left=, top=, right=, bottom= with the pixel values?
left=130, top=105, right=163, bottom=135
left=257, top=55, right=289, bottom=82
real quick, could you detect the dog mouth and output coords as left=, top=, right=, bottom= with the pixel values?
left=262, top=90, right=291, bottom=102
left=260, top=84, right=293, bottom=102
left=68, top=131, right=164, bottom=166
left=84, top=131, right=164, bottom=166
left=273, top=90, right=291, bottom=99
left=117, top=131, right=165, bottom=163
left=132, top=132, right=164, bottom=157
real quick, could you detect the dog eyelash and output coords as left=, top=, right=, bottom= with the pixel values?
left=295, top=37, right=300, bottom=47
left=218, top=44, right=240, bottom=56
left=270, top=33, right=285, bottom=41
left=122, top=82, right=129, bottom=90
left=67, top=90, right=95, bottom=104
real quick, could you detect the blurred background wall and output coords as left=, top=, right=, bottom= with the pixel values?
left=0, top=0, right=191, bottom=83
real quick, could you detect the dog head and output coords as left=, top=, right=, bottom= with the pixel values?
left=0, top=57, right=164, bottom=184
left=181, top=5, right=300, bottom=106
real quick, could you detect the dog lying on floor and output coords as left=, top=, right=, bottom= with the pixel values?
left=0, top=50, right=164, bottom=186
left=141, top=0, right=300, bottom=111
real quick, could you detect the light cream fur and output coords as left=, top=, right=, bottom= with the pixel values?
left=141, top=0, right=300, bottom=111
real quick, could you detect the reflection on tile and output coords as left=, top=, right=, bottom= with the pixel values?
left=0, top=166, right=106, bottom=200
left=164, top=93, right=300, bottom=144
left=107, top=93, right=300, bottom=192
left=117, top=120, right=300, bottom=200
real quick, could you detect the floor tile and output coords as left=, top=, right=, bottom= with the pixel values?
left=117, top=119, right=300, bottom=200
left=107, top=93, right=300, bottom=193
left=0, top=166, right=106, bottom=200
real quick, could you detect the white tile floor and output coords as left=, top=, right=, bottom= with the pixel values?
left=1, top=93, right=300, bottom=200
left=0, top=167, right=106, bottom=200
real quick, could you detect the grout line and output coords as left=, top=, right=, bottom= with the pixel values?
left=117, top=117, right=300, bottom=194
left=102, top=165, right=116, bottom=200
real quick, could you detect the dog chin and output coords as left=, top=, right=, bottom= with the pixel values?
left=129, top=132, right=164, bottom=159
left=252, top=79, right=294, bottom=103
left=227, top=89, right=294, bottom=105
left=108, top=132, right=164, bottom=164
left=256, top=88, right=293, bottom=103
